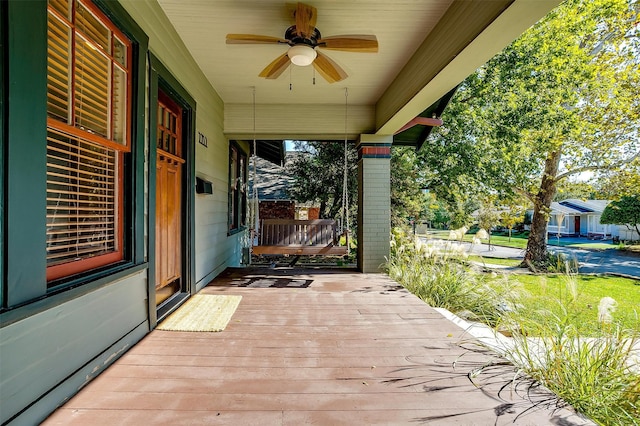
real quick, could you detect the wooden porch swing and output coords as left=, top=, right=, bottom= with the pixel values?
left=252, top=218, right=349, bottom=256
left=248, top=88, right=352, bottom=262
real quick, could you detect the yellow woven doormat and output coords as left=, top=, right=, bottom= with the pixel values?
left=157, top=294, right=242, bottom=332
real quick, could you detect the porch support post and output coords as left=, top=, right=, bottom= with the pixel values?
left=357, top=134, right=392, bottom=273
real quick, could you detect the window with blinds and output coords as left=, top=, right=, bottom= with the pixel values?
left=46, top=0, right=131, bottom=282
left=228, top=144, right=247, bottom=232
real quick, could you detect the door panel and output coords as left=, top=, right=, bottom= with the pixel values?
left=155, top=92, right=185, bottom=306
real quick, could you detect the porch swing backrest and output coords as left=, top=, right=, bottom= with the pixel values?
left=252, top=219, right=348, bottom=256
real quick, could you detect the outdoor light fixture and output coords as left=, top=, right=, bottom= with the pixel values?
left=288, top=45, right=317, bottom=66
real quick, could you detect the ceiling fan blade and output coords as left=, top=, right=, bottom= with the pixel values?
left=312, top=51, right=348, bottom=83
left=226, top=34, right=287, bottom=44
left=295, top=2, right=317, bottom=38
left=259, top=53, right=291, bottom=79
left=318, top=35, right=379, bottom=52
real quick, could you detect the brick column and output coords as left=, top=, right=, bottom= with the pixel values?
left=357, top=134, right=392, bottom=273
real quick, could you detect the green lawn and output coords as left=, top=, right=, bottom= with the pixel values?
left=480, top=234, right=528, bottom=249
left=510, top=274, right=640, bottom=333
left=424, top=230, right=530, bottom=249
left=467, top=255, right=523, bottom=267
left=425, top=230, right=618, bottom=251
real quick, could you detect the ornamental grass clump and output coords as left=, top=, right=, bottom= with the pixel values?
left=388, top=228, right=640, bottom=424
left=496, top=296, right=640, bottom=425
left=386, top=227, right=520, bottom=327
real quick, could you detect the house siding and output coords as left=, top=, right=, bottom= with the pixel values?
left=117, top=0, right=243, bottom=284
left=0, top=271, right=148, bottom=424
left=1, top=0, right=239, bottom=423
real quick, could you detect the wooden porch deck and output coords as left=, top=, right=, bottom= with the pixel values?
left=43, top=268, right=592, bottom=425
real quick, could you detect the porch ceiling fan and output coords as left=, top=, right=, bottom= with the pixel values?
left=226, top=2, right=378, bottom=83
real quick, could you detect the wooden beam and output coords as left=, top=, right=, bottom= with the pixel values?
left=376, top=0, right=562, bottom=136
left=394, top=117, right=443, bottom=135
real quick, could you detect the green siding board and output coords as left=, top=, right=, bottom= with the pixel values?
left=0, top=272, right=148, bottom=424
left=9, top=321, right=148, bottom=426
left=1, top=1, right=152, bottom=424
left=6, top=0, right=48, bottom=306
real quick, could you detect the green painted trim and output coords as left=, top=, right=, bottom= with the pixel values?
left=1, top=0, right=149, bottom=311
left=356, top=142, right=393, bottom=147
left=93, top=0, right=149, bottom=49
left=148, top=53, right=197, bottom=327
left=1, top=0, right=6, bottom=307
left=128, top=17, right=148, bottom=267
left=183, top=96, right=197, bottom=297
left=153, top=61, right=197, bottom=294
left=150, top=55, right=196, bottom=107
left=0, top=263, right=147, bottom=328
left=5, top=0, right=48, bottom=306
left=147, top=61, right=159, bottom=327
left=93, top=0, right=148, bottom=267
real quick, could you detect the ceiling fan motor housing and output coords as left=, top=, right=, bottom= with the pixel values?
left=285, top=25, right=321, bottom=47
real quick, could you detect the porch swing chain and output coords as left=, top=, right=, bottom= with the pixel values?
left=250, top=87, right=259, bottom=246
left=341, top=88, right=350, bottom=247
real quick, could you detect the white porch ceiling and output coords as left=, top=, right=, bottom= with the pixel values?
left=156, top=0, right=561, bottom=141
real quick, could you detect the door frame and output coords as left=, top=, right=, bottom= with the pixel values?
left=148, top=53, right=196, bottom=328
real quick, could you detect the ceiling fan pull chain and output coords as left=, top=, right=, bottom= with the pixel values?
left=289, top=66, right=292, bottom=91
left=313, top=67, right=316, bottom=85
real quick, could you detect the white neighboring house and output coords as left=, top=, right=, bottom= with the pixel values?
left=546, top=199, right=639, bottom=240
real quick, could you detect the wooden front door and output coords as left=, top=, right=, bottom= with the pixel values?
left=574, top=216, right=581, bottom=237
left=155, top=91, right=185, bottom=306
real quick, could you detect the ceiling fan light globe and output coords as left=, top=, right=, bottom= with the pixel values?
left=288, top=45, right=317, bottom=66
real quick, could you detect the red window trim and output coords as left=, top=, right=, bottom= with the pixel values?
left=46, top=0, right=131, bottom=282
left=47, top=0, right=132, bottom=149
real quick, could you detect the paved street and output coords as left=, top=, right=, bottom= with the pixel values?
left=423, top=238, right=640, bottom=278
left=551, top=246, right=640, bottom=278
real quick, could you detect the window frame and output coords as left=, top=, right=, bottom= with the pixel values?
left=1, top=0, right=147, bottom=314
left=228, top=141, right=247, bottom=234
left=45, top=0, right=133, bottom=283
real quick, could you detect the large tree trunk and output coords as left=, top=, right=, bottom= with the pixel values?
left=523, top=150, right=562, bottom=269
left=319, top=200, right=327, bottom=219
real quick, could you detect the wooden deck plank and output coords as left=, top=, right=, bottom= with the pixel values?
left=42, top=267, right=593, bottom=425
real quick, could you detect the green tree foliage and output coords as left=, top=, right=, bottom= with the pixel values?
left=286, top=141, right=357, bottom=223
left=553, top=179, right=595, bottom=201
left=500, top=202, right=525, bottom=241
left=594, top=159, right=640, bottom=198
left=419, top=0, right=639, bottom=268
left=423, top=194, right=452, bottom=229
left=390, top=147, right=428, bottom=228
left=601, top=195, right=640, bottom=236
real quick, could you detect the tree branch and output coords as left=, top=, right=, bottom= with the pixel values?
left=554, top=150, right=640, bottom=182
left=514, top=187, right=535, bottom=204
